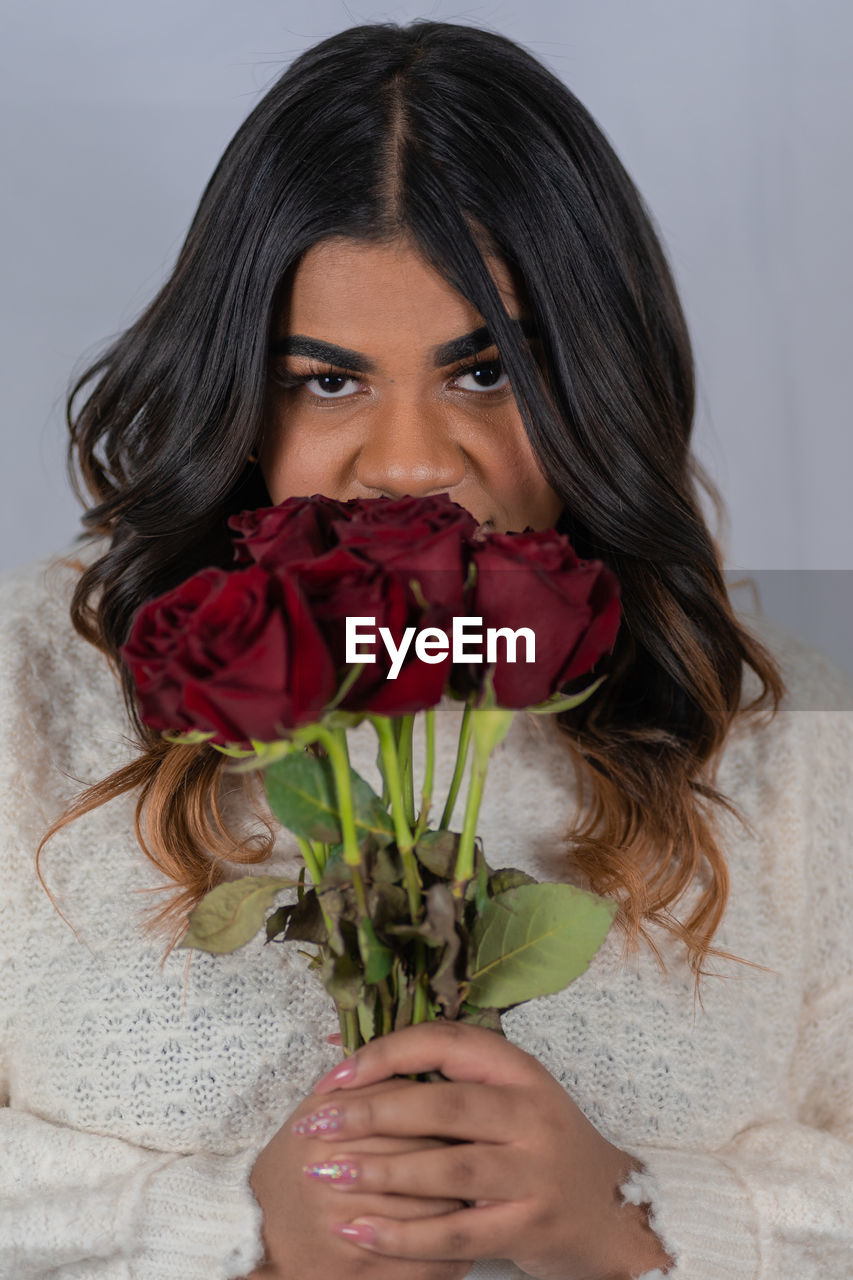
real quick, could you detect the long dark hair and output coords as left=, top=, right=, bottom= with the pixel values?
left=40, top=19, right=784, bottom=978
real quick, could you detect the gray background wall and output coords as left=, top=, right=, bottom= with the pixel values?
left=1, top=0, right=850, bottom=677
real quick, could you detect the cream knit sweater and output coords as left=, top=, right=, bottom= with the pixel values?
left=1, top=539, right=851, bottom=1280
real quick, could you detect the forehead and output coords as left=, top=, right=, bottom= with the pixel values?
left=276, top=235, right=525, bottom=335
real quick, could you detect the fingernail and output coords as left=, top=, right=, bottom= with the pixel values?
left=303, top=1158, right=359, bottom=1184
left=314, top=1057, right=357, bottom=1092
left=333, top=1219, right=376, bottom=1246
left=291, top=1105, right=342, bottom=1136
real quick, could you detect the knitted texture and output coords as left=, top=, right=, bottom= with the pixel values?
left=1, top=539, right=852, bottom=1279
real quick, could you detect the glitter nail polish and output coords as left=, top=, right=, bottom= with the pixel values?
left=303, top=1159, right=359, bottom=1184
left=292, top=1105, right=342, bottom=1136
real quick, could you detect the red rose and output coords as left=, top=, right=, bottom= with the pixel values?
left=290, top=544, right=453, bottom=716
left=332, top=493, right=476, bottom=611
left=455, top=530, right=621, bottom=708
left=120, top=564, right=336, bottom=746
left=230, top=493, right=474, bottom=614
left=228, top=494, right=360, bottom=570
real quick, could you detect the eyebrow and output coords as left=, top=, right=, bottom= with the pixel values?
left=268, top=317, right=537, bottom=373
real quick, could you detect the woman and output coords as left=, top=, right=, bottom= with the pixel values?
left=1, top=18, right=851, bottom=1280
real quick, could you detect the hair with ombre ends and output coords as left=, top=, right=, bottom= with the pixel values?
left=36, top=19, right=786, bottom=985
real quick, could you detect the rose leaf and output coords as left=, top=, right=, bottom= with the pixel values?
left=487, top=866, right=539, bottom=897
left=465, top=883, right=617, bottom=1008
left=415, top=829, right=460, bottom=878
left=320, top=950, right=365, bottom=1011
left=280, top=888, right=326, bottom=944
left=264, top=752, right=343, bottom=843
left=348, top=766, right=396, bottom=843
left=357, top=987, right=379, bottom=1043
left=178, top=875, right=299, bottom=954
left=358, top=917, right=394, bottom=984
left=457, top=1002, right=505, bottom=1034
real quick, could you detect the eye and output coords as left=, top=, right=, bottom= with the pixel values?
left=274, top=365, right=363, bottom=399
left=272, top=355, right=511, bottom=401
left=451, top=358, right=510, bottom=394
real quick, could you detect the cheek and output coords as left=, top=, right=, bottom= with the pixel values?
left=259, top=402, right=343, bottom=504
left=515, top=477, right=564, bottom=531
left=259, top=433, right=300, bottom=505
left=492, top=423, right=563, bottom=530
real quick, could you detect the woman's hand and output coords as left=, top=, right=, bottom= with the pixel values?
left=294, top=1022, right=674, bottom=1280
left=247, top=1074, right=472, bottom=1280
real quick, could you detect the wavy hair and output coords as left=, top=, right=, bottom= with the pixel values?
left=37, top=19, right=785, bottom=981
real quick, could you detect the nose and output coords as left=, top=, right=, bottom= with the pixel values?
left=354, top=405, right=467, bottom=500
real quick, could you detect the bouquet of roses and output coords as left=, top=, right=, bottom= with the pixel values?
left=120, top=494, right=622, bottom=1056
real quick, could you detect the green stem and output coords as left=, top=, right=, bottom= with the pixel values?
left=310, top=840, right=329, bottom=877
left=312, top=725, right=368, bottom=918
left=370, top=715, right=430, bottom=1029
left=294, top=834, right=323, bottom=887
left=343, top=1008, right=360, bottom=1054
left=451, top=706, right=514, bottom=897
left=413, top=709, right=435, bottom=843
left=378, top=978, right=394, bottom=1035
left=397, top=714, right=416, bottom=826
left=290, top=839, right=320, bottom=890
left=369, top=715, right=422, bottom=919
left=294, top=835, right=341, bottom=955
left=452, top=741, right=488, bottom=898
left=439, top=703, right=472, bottom=829
left=412, top=970, right=429, bottom=1024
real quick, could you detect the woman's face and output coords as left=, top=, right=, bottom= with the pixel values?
left=259, top=235, right=563, bottom=533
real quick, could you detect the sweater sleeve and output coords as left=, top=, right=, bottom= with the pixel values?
left=0, top=550, right=269, bottom=1279
left=0, top=1099, right=268, bottom=1279
left=618, top=693, right=853, bottom=1280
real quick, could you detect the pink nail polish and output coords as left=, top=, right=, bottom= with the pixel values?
left=292, top=1105, right=342, bottom=1136
left=333, top=1219, right=376, bottom=1246
left=303, top=1159, right=359, bottom=1184
left=314, top=1057, right=357, bottom=1093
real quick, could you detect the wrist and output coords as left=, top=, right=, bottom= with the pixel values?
left=598, top=1150, right=674, bottom=1279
